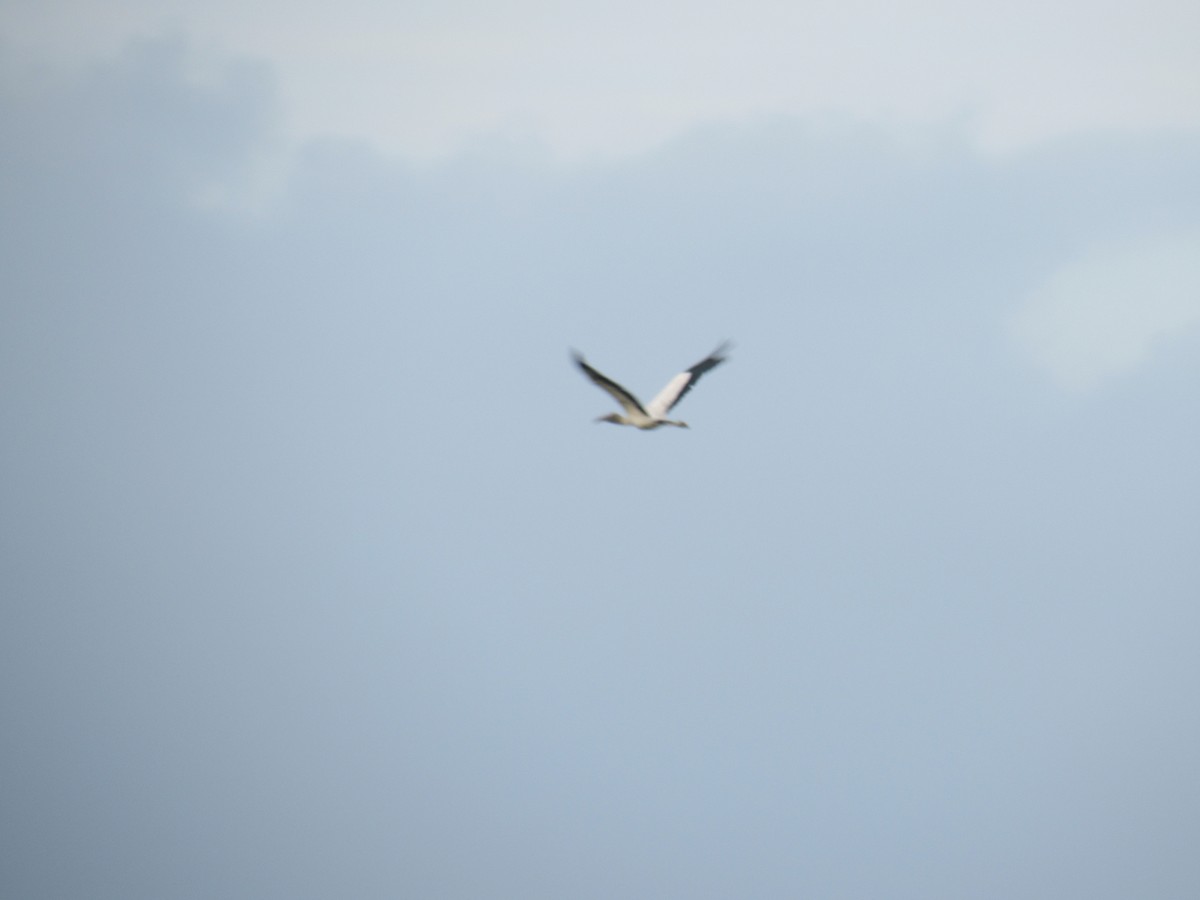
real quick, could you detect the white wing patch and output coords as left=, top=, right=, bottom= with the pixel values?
left=645, top=371, right=692, bottom=419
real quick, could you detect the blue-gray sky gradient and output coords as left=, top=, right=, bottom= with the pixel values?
left=2, top=35, right=1199, bottom=900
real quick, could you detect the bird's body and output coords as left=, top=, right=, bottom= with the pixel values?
left=572, top=342, right=730, bottom=429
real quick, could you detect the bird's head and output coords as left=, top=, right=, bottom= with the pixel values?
left=595, top=413, right=625, bottom=425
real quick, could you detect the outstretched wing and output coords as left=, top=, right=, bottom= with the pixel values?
left=645, top=341, right=731, bottom=418
left=572, top=351, right=648, bottom=417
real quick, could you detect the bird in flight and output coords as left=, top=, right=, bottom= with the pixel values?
left=572, top=342, right=731, bottom=429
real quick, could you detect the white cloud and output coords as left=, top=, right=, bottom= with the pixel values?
left=2, top=0, right=1199, bottom=161
left=1011, top=230, right=1200, bottom=391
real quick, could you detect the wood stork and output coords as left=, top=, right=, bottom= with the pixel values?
left=572, top=342, right=731, bottom=429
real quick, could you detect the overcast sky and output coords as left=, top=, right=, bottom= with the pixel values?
left=2, top=4, right=1199, bottom=899
left=4, top=0, right=1200, bottom=159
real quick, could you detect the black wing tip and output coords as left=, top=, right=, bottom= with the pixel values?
left=686, top=340, right=732, bottom=376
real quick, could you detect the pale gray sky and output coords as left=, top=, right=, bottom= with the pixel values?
left=3, top=0, right=1200, bottom=159
left=2, top=8, right=1199, bottom=900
